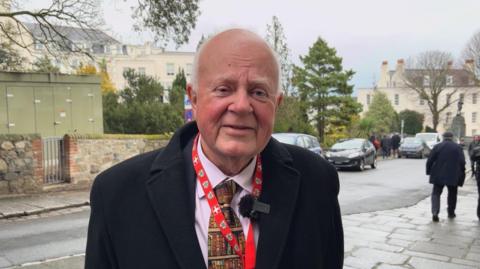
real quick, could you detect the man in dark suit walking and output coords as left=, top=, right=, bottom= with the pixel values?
left=85, top=29, right=343, bottom=269
left=426, top=131, right=465, bottom=222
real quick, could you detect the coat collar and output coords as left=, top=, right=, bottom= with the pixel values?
left=145, top=122, right=300, bottom=269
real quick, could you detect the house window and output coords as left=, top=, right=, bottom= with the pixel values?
left=423, top=75, right=430, bottom=86
left=473, top=112, right=477, bottom=123
left=166, top=63, right=175, bottom=76
left=138, top=67, right=146, bottom=75
left=92, top=44, right=106, bottom=54
left=446, top=95, right=451, bottom=105
left=459, top=93, right=464, bottom=103
left=122, top=45, right=128, bottom=55
left=473, top=93, right=478, bottom=104
left=34, top=40, right=44, bottom=50
left=394, top=94, right=399, bottom=105
left=473, top=129, right=477, bottom=136
left=446, top=75, right=453, bottom=86
left=186, top=63, right=193, bottom=76
left=366, top=94, right=371, bottom=105
left=445, top=112, right=451, bottom=124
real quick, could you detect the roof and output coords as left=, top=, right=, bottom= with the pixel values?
left=23, top=22, right=120, bottom=44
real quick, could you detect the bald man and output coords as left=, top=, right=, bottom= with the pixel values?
left=85, top=29, right=343, bottom=269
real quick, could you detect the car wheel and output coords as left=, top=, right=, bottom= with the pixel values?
left=358, top=159, right=365, bottom=171
left=371, top=158, right=377, bottom=169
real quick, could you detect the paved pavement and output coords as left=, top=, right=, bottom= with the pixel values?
left=0, top=175, right=479, bottom=268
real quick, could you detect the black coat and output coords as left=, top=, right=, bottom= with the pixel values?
left=85, top=122, right=344, bottom=269
left=426, top=140, right=465, bottom=186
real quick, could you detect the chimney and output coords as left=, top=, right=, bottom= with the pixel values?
left=464, top=59, right=475, bottom=73
left=396, top=59, right=405, bottom=71
left=377, top=61, right=389, bottom=88
left=447, top=61, right=453, bottom=69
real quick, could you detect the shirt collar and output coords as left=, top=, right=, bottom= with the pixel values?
left=196, top=136, right=256, bottom=198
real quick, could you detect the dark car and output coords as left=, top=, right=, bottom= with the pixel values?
left=272, top=133, right=323, bottom=156
left=325, top=138, right=377, bottom=171
left=398, top=137, right=430, bottom=158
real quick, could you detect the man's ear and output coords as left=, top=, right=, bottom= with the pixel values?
left=275, top=92, right=284, bottom=112
left=186, top=83, right=197, bottom=111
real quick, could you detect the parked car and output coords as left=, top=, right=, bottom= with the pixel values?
left=415, top=132, right=442, bottom=150
left=325, top=138, right=377, bottom=171
left=398, top=137, right=431, bottom=158
left=272, top=133, right=323, bottom=156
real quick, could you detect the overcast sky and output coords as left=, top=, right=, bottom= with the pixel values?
left=27, top=0, right=480, bottom=92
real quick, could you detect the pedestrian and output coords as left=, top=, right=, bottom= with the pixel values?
left=468, top=135, right=480, bottom=221
left=381, top=135, right=391, bottom=159
left=391, top=133, right=401, bottom=158
left=85, top=29, right=344, bottom=269
left=426, top=131, right=466, bottom=222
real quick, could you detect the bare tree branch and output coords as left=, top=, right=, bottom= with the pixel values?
left=402, top=51, right=469, bottom=131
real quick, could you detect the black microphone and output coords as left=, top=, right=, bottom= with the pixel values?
left=239, top=194, right=270, bottom=221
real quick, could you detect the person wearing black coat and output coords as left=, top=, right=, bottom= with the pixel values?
left=426, top=132, right=465, bottom=222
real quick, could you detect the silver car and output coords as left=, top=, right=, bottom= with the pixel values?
left=272, top=133, right=323, bottom=156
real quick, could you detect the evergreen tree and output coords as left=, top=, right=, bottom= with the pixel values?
left=274, top=95, right=315, bottom=134
left=293, top=37, right=361, bottom=142
left=364, top=91, right=397, bottom=133
left=398, top=109, right=424, bottom=135
left=169, top=69, right=187, bottom=113
left=120, top=69, right=164, bottom=104
left=265, top=16, right=293, bottom=95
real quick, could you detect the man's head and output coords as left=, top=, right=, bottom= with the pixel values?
left=474, top=135, right=480, bottom=142
left=443, top=131, right=454, bottom=140
left=187, top=29, right=283, bottom=175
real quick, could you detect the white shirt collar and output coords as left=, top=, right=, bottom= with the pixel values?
left=196, top=136, right=256, bottom=198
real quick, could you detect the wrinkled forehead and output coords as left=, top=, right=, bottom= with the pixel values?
left=197, top=31, right=279, bottom=87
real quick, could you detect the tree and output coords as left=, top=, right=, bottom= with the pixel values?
left=274, top=95, right=315, bottom=134
left=462, top=30, right=480, bottom=81
left=403, top=51, right=460, bottom=131
left=0, top=0, right=200, bottom=57
left=265, top=16, right=293, bottom=95
left=76, top=63, right=97, bottom=75
left=98, top=59, right=116, bottom=94
left=364, top=91, right=398, bottom=134
left=293, top=37, right=361, bottom=142
left=398, top=109, right=424, bottom=135
left=169, top=69, right=187, bottom=114
left=0, top=41, right=23, bottom=71
left=120, top=69, right=163, bottom=105
left=32, top=55, right=60, bottom=73
left=103, top=71, right=183, bottom=134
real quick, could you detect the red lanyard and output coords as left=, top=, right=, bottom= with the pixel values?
left=192, top=134, right=262, bottom=269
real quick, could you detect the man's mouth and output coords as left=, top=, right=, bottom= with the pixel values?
left=223, top=124, right=255, bottom=130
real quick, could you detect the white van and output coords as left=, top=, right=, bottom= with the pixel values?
left=415, top=132, right=442, bottom=150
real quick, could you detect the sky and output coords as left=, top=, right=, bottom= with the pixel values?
left=27, top=0, right=480, bottom=93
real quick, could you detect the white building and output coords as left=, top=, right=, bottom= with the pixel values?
left=357, top=59, right=480, bottom=136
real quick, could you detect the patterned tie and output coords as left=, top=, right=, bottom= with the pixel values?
left=208, top=179, right=245, bottom=269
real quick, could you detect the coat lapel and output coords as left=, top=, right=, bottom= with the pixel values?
left=145, top=123, right=205, bottom=269
left=256, top=140, right=301, bottom=269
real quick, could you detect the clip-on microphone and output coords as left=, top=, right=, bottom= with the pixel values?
left=239, top=194, right=270, bottom=221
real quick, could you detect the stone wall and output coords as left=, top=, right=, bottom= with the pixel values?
left=0, top=133, right=169, bottom=195
left=0, top=135, right=43, bottom=195
left=64, top=135, right=169, bottom=185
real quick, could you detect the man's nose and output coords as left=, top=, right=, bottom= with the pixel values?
left=228, top=90, right=253, bottom=114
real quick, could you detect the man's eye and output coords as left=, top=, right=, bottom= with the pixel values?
left=252, top=88, right=269, bottom=99
left=214, top=87, right=231, bottom=95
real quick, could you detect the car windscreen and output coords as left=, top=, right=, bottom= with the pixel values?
left=402, top=138, right=422, bottom=145
left=272, top=134, right=296, bottom=145
left=331, top=139, right=363, bottom=150
left=415, top=134, right=437, bottom=142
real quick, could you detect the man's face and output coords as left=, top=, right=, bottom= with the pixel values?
left=187, top=31, right=282, bottom=168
